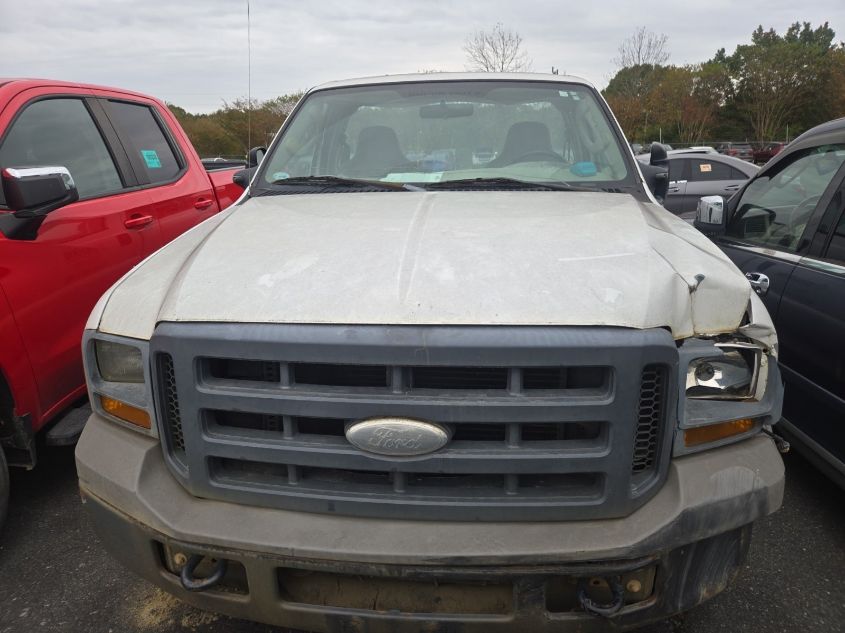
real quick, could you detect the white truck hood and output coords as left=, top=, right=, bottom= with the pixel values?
left=92, top=191, right=751, bottom=341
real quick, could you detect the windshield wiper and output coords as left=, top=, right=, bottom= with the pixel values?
left=419, top=177, right=593, bottom=192
left=269, top=175, right=415, bottom=191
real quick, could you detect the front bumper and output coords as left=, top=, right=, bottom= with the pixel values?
left=77, top=413, right=784, bottom=631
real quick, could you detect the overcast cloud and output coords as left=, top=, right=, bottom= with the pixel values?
left=2, top=0, right=844, bottom=112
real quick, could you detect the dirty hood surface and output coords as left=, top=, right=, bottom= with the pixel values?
left=97, top=191, right=751, bottom=340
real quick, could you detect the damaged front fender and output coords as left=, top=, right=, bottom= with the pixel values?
left=738, top=292, right=778, bottom=357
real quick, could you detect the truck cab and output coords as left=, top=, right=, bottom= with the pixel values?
left=0, top=79, right=243, bottom=528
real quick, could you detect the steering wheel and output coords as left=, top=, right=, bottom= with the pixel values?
left=787, top=195, right=822, bottom=230
left=505, top=150, right=567, bottom=165
left=763, top=194, right=821, bottom=248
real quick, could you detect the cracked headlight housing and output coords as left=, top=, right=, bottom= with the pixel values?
left=675, top=329, right=780, bottom=456
left=686, top=342, right=764, bottom=400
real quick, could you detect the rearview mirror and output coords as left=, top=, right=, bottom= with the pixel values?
left=247, top=147, right=266, bottom=168
left=694, top=195, right=726, bottom=236
left=0, top=166, right=79, bottom=240
left=420, top=102, right=474, bottom=119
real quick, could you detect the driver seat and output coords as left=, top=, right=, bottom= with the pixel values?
left=489, top=121, right=555, bottom=167
left=346, top=126, right=407, bottom=178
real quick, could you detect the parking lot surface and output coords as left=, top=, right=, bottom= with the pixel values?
left=0, top=441, right=843, bottom=633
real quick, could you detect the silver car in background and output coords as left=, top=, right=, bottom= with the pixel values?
left=638, top=151, right=758, bottom=217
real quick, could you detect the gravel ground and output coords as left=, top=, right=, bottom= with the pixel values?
left=0, top=442, right=843, bottom=633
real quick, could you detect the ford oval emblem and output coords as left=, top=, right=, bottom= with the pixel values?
left=345, top=418, right=451, bottom=456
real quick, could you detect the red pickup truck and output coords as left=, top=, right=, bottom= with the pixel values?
left=0, top=79, right=244, bottom=527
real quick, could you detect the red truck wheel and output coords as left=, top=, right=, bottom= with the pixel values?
left=0, top=448, right=7, bottom=532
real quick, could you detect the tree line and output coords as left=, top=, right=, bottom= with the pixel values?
left=168, top=94, right=302, bottom=159
left=169, top=21, right=845, bottom=158
left=603, top=22, right=845, bottom=145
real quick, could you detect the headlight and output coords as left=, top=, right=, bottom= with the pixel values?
left=674, top=334, right=780, bottom=457
left=95, top=340, right=144, bottom=383
left=685, top=342, right=763, bottom=400
left=83, top=332, right=155, bottom=435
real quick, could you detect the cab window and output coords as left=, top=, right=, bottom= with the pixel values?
left=105, top=100, right=182, bottom=184
left=0, top=98, right=123, bottom=206
left=726, top=144, right=845, bottom=252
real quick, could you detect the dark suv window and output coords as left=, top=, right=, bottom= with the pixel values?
left=105, top=100, right=182, bottom=184
left=726, top=145, right=845, bottom=252
left=0, top=98, right=122, bottom=204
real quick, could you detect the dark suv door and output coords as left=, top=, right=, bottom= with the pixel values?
left=715, top=142, right=845, bottom=486
left=774, top=179, right=845, bottom=486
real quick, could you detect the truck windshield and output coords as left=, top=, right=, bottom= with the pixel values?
left=259, top=80, right=632, bottom=189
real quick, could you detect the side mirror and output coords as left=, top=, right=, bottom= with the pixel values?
left=0, top=166, right=79, bottom=240
left=247, top=147, right=266, bottom=168
left=649, top=143, right=668, bottom=167
left=232, top=166, right=257, bottom=189
left=640, top=143, right=669, bottom=203
left=694, top=195, right=726, bottom=236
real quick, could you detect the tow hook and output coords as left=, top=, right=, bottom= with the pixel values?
left=763, top=426, right=791, bottom=454
left=179, top=554, right=228, bottom=592
left=577, top=576, right=625, bottom=617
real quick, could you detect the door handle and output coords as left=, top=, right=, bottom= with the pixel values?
left=124, top=214, right=154, bottom=229
left=725, top=184, right=741, bottom=191
left=668, top=187, right=680, bottom=193
left=194, top=198, right=214, bottom=210
left=746, top=272, right=770, bottom=296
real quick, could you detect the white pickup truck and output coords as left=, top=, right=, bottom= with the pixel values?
left=76, top=73, right=785, bottom=631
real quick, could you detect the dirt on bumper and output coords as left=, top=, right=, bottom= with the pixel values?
left=76, top=414, right=784, bottom=631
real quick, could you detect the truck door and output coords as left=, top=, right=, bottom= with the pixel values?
left=0, top=93, right=157, bottom=419
left=775, top=166, right=845, bottom=481
left=716, top=144, right=845, bottom=321
left=98, top=97, right=220, bottom=247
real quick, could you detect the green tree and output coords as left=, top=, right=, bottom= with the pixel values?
left=724, top=22, right=837, bottom=141
left=604, top=64, right=669, bottom=142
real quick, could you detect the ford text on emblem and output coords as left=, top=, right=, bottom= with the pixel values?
left=345, top=418, right=451, bottom=456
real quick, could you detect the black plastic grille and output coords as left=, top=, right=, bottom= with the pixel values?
left=153, top=324, right=676, bottom=521
left=632, top=365, right=667, bottom=475
left=158, top=353, right=186, bottom=464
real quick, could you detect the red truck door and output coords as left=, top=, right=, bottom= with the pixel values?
left=0, top=90, right=158, bottom=424
left=95, top=95, right=221, bottom=245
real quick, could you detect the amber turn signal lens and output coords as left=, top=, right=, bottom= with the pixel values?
left=99, top=395, right=151, bottom=430
left=684, top=418, right=755, bottom=447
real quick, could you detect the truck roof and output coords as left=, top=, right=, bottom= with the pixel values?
left=0, top=78, right=163, bottom=104
left=310, top=72, right=596, bottom=93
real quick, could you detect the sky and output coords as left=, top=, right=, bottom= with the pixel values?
left=2, top=0, right=844, bottom=113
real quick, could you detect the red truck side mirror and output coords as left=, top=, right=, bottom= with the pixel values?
left=0, top=166, right=79, bottom=240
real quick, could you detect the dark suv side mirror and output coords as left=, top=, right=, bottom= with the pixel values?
left=0, top=166, right=79, bottom=240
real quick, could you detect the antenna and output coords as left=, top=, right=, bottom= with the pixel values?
left=247, top=0, right=252, bottom=154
